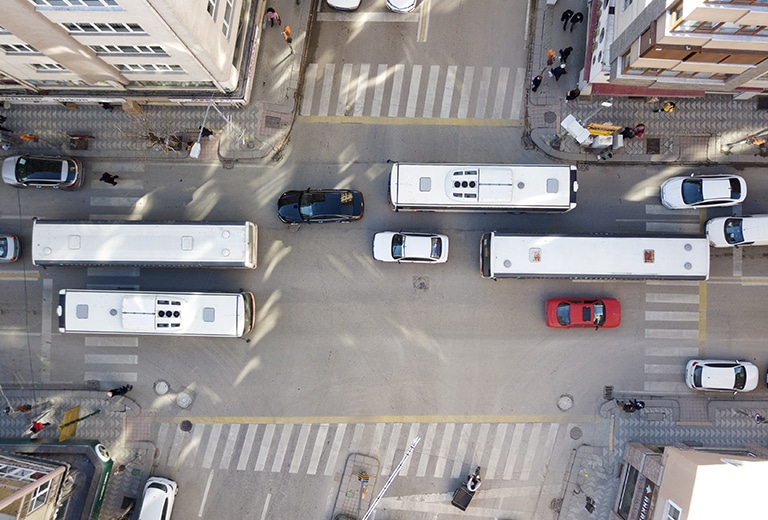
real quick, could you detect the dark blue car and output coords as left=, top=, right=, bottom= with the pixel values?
left=277, top=188, right=364, bottom=224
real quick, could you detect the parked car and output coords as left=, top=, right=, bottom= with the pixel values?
left=386, top=0, right=417, bottom=12
left=326, top=0, right=362, bottom=10
left=277, top=188, right=364, bottom=224
left=545, top=298, right=621, bottom=329
left=0, top=234, right=19, bottom=262
left=660, top=173, right=746, bottom=209
left=705, top=215, right=768, bottom=248
left=684, top=359, right=758, bottom=392
left=372, top=232, right=449, bottom=263
left=1, top=155, right=84, bottom=189
left=138, top=476, right=178, bottom=520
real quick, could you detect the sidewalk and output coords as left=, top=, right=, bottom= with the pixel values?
left=530, top=0, right=768, bottom=166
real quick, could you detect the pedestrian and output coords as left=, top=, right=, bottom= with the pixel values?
left=27, top=420, right=50, bottom=436
left=546, top=48, right=556, bottom=66
left=19, top=132, right=39, bottom=142
left=282, top=25, right=293, bottom=54
left=99, top=172, right=119, bottom=186
left=565, top=87, right=581, bottom=102
left=99, top=102, right=114, bottom=111
left=549, top=64, right=567, bottom=81
left=632, top=123, right=645, bottom=137
left=620, top=127, right=635, bottom=139
left=0, top=126, right=12, bottom=133
left=597, top=149, right=613, bottom=161
left=107, top=384, right=133, bottom=398
left=654, top=100, right=675, bottom=113
left=531, top=75, right=542, bottom=92
left=266, top=7, right=280, bottom=27
left=561, top=9, right=574, bottom=30
left=570, top=12, right=584, bottom=32
left=199, top=126, right=214, bottom=139
left=558, top=46, right=573, bottom=64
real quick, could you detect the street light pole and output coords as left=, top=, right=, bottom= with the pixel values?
left=360, top=436, right=421, bottom=520
left=189, top=102, right=213, bottom=159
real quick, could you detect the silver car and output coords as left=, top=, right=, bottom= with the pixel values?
left=1, top=155, right=84, bottom=190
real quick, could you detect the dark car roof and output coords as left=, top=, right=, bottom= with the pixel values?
left=278, top=189, right=363, bottom=223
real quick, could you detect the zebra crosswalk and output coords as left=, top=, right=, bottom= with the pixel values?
left=154, top=420, right=571, bottom=485
left=300, top=63, right=527, bottom=121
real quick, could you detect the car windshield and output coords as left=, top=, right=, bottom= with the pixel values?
left=429, top=237, right=442, bottom=259
left=734, top=365, right=747, bottom=390
left=724, top=218, right=744, bottom=245
left=15, top=157, right=61, bottom=182
left=556, top=302, right=571, bottom=326
left=680, top=179, right=703, bottom=204
left=0, top=237, right=6, bottom=259
left=728, top=178, right=742, bottom=199
left=592, top=302, right=605, bottom=325
left=391, top=234, right=405, bottom=259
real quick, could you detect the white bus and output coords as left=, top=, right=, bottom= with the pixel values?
left=389, top=163, right=578, bottom=212
left=480, top=232, right=710, bottom=280
left=57, top=289, right=256, bottom=337
left=32, top=220, right=257, bottom=268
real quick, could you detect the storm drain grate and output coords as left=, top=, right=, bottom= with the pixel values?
left=757, top=97, right=768, bottom=110
left=265, top=115, right=282, bottom=129
left=645, top=138, right=661, bottom=154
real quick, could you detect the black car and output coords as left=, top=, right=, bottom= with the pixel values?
left=277, top=188, right=364, bottom=224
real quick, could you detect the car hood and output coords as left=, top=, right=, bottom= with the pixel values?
left=660, top=177, right=685, bottom=208
left=373, top=232, right=396, bottom=261
left=1, top=156, right=19, bottom=185
left=277, top=191, right=302, bottom=223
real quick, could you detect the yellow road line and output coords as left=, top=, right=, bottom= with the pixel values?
left=152, top=414, right=598, bottom=425
left=0, top=271, right=39, bottom=280
left=300, top=115, right=522, bottom=127
left=417, top=0, right=430, bottom=43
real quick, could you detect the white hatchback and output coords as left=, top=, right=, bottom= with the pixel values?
left=386, top=0, right=417, bottom=12
left=326, top=0, right=361, bottom=10
left=373, top=231, right=449, bottom=263
left=684, top=359, right=758, bottom=393
left=706, top=215, right=768, bottom=248
left=139, top=476, right=178, bottom=520
left=660, top=174, right=746, bottom=209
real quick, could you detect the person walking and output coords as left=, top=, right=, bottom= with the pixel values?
left=107, top=384, right=133, bottom=397
left=99, top=102, right=114, bottom=111
left=558, top=46, right=573, bottom=64
left=654, top=100, right=676, bottom=113
left=19, top=132, right=39, bottom=142
left=546, top=49, right=556, bottom=66
left=549, top=64, right=567, bottom=81
left=531, top=75, right=543, bottom=92
left=565, top=87, right=581, bottom=102
left=570, top=12, right=584, bottom=32
left=99, top=172, right=119, bottom=186
left=266, top=7, right=281, bottom=27
left=282, top=25, right=293, bottom=54
left=632, top=123, right=645, bottom=137
left=561, top=9, right=574, bottom=30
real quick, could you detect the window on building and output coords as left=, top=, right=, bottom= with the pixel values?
left=623, top=0, right=633, bottom=10
left=31, top=63, right=67, bottom=72
left=222, top=0, right=234, bottom=37
left=63, top=22, right=144, bottom=33
left=91, top=44, right=166, bottom=55
left=115, top=63, right=184, bottom=73
left=28, top=480, right=51, bottom=513
left=33, top=0, right=118, bottom=6
left=1, top=43, right=38, bottom=54
left=208, top=0, right=219, bottom=18
left=662, top=500, right=682, bottom=520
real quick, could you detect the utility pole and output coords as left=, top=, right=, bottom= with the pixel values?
left=360, top=436, right=420, bottom=520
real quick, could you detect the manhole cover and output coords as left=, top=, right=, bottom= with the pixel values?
left=544, top=111, right=557, bottom=124
left=551, top=497, right=562, bottom=512
left=413, top=276, right=429, bottom=291
left=180, top=420, right=193, bottom=432
left=176, top=392, right=193, bottom=409
left=557, top=394, right=574, bottom=411
left=265, top=115, right=282, bottom=129
left=646, top=137, right=661, bottom=154
left=154, top=380, right=169, bottom=395
left=570, top=426, right=583, bottom=440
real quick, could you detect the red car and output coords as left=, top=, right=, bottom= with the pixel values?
left=546, top=298, right=621, bottom=329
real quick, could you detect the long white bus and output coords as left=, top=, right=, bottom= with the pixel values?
left=389, top=163, right=578, bottom=212
left=32, top=220, right=257, bottom=268
left=480, top=232, right=710, bottom=280
left=57, top=289, right=256, bottom=337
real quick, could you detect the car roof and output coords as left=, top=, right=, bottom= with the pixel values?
left=700, top=178, right=735, bottom=201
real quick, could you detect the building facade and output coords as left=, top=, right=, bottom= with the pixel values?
left=0, top=0, right=254, bottom=103
left=0, top=451, right=68, bottom=520
left=584, top=0, right=768, bottom=98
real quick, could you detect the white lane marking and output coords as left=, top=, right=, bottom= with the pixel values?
left=84, top=354, right=137, bottom=364
left=509, top=67, right=526, bottom=120
left=388, top=64, right=405, bottom=117
left=400, top=423, right=420, bottom=476
left=645, top=345, right=699, bottom=356
left=289, top=423, right=311, bottom=473
left=237, top=424, right=258, bottom=470
left=645, top=381, right=688, bottom=392
left=645, top=329, right=698, bottom=340
left=337, top=63, right=353, bottom=116
left=485, top=423, right=507, bottom=479
left=178, top=424, right=204, bottom=468
left=89, top=196, right=142, bottom=207
left=433, top=422, right=454, bottom=478
left=645, top=364, right=685, bottom=374
left=316, top=12, right=419, bottom=22
left=197, top=470, right=214, bottom=517
left=307, top=423, right=329, bottom=475
left=86, top=267, right=140, bottom=277
left=324, top=423, right=346, bottom=476
left=415, top=422, right=437, bottom=477
left=318, top=63, right=335, bottom=116
left=381, top=422, right=402, bottom=475
left=202, top=423, right=223, bottom=469
left=475, top=66, right=492, bottom=118
left=371, top=64, right=387, bottom=117
left=41, top=278, right=53, bottom=383
left=219, top=423, right=240, bottom=470
left=405, top=65, right=422, bottom=118
left=422, top=65, right=440, bottom=117
left=451, top=423, right=472, bottom=478
left=83, top=371, right=137, bottom=381
left=440, top=66, right=457, bottom=118
left=645, top=221, right=701, bottom=234
left=491, top=67, right=509, bottom=119
left=271, top=423, right=294, bottom=472
left=84, top=337, right=138, bottom=347
left=733, top=244, right=742, bottom=277
left=301, top=63, right=318, bottom=115
left=502, top=423, right=523, bottom=480
left=354, top=64, right=370, bottom=116
left=646, top=293, right=699, bottom=304
left=259, top=493, right=271, bottom=520
left=370, top=422, right=386, bottom=458
left=645, top=310, right=699, bottom=321
left=520, top=423, right=541, bottom=480
left=457, top=66, right=474, bottom=119
left=255, top=423, right=275, bottom=471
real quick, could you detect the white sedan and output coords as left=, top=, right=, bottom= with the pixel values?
left=706, top=215, right=768, bottom=248
left=387, top=0, right=417, bottom=12
left=373, top=232, right=449, bottom=263
left=684, top=359, right=758, bottom=393
left=660, top=174, right=746, bottom=209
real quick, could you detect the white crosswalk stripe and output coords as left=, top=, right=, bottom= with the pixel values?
left=301, top=63, right=524, bottom=120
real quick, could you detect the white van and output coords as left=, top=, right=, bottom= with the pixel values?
left=139, top=476, right=177, bottom=520
left=705, top=215, right=768, bottom=247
